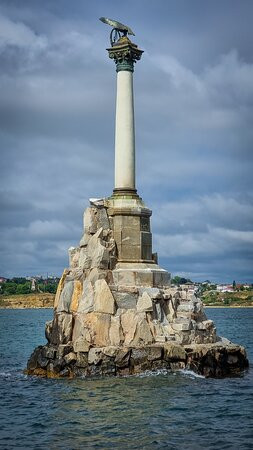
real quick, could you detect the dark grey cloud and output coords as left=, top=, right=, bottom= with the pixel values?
left=0, top=0, right=252, bottom=282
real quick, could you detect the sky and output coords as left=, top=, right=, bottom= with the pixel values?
left=0, top=0, right=252, bottom=283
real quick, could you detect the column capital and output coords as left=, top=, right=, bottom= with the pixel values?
left=107, top=36, right=143, bottom=72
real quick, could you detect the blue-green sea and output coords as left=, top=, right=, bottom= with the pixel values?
left=0, top=308, right=252, bottom=449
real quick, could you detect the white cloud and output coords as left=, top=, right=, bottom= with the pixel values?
left=150, top=49, right=253, bottom=130
left=154, top=222, right=253, bottom=259
left=152, top=194, right=253, bottom=273
left=152, top=194, right=253, bottom=234
left=0, top=13, right=47, bottom=49
left=213, top=227, right=253, bottom=244
left=28, top=220, right=72, bottom=239
left=154, top=231, right=220, bottom=258
left=152, top=54, right=202, bottom=91
left=0, top=5, right=252, bottom=281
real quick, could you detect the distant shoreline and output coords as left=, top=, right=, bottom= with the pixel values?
left=204, top=305, right=253, bottom=308
left=0, top=293, right=54, bottom=309
left=0, top=292, right=252, bottom=310
left=1, top=305, right=253, bottom=310
left=0, top=306, right=53, bottom=310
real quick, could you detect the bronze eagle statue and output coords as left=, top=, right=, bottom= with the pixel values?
left=99, top=17, right=135, bottom=36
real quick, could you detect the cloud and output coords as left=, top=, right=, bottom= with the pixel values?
left=152, top=194, right=253, bottom=234
left=155, top=226, right=253, bottom=258
left=151, top=193, right=253, bottom=282
left=0, top=2, right=252, bottom=282
left=148, top=49, right=253, bottom=133
left=0, top=13, right=46, bottom=49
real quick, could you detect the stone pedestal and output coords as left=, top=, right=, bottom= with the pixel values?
left=112, top=263, right=170, bottom=288
left=108, top=203, right=153, bottom=263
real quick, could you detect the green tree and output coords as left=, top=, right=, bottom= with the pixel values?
left=12, top=277, right=27, bottom=284
left=45, top=284, right=57, bottom=294
left=16, top=283, right=31, bottom=294
left=2, top=282, right=17, bottom=295
left=172, top=276, right=192, bottom=285
left=37, top=283, right=45, bottom=292
left=172, top=276, right=181, bottom=285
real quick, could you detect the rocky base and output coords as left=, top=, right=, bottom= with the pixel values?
left=26, top=341, right=249, bottom=379
left=26, top=199, right=249, bottom=379
left=45, top=200, right=218, bottom=349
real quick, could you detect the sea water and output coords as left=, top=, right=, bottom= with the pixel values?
left=0, top=308, right=252, bottom=449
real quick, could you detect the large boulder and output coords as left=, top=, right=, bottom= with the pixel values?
left=87, top=228, right=110, bottom=269
left=185, top=343, right=249, bottom=377
left=109, top=315, right=124, bottom=346
left=77, top=280, right=94, bottom=313
left=57, top=281, right=74, bottom=313
left=121, top=309, right=139, bottom=346
left=54, top=269, right=69, bottom=310
left=83, top=312, right=111, bottom=347
left=94, top=279, right=115, bottom=314
left=70, top=280, right=83, bottom=313
left=97, top=208, right=110, bottom=230
left=136, top=292, right=153, bottom=312
left=68, top=247, right=80, bottom=268
left=131, top=316, right=154, bottom=346
left=49, top=313, right=73, bottom=345
left=79, top=248, right=91, bottom=269
left=83, top=207, right=97, bottom=234
left=113, top=291, right=138, bottom=309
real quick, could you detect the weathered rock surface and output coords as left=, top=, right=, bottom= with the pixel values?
left=137, top=292, right=153, bottom=312
left=94, top=279, right=115, bottom=314
left=26, top=341, right=249, bottom=379
left=26, top=200, right=249, bottom=379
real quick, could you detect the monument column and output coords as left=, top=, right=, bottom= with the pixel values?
left=115, top=67, right=135, bottom=191
left=105, top=31, right=156, bottom=264
left=107, top=36, right=143, bottom=196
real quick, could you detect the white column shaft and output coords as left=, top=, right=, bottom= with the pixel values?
left=114, top=70, right=135, bottom=190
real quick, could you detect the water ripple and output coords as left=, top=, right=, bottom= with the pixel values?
left=0, top=308, right=252, bottom=449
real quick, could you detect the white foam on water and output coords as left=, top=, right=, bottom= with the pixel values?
left=123, top=368, right=205, bottom=379
left=116, top=368, right=206, bottom=380
left=137, top=369, right=169, bottom=378
left=0, top=371, right=12, bottom=379
left=0, top=370, right=28, bottom=381
left=178, top=369, right=205, bottom=379
left=114, top=369, right=170, bottom=379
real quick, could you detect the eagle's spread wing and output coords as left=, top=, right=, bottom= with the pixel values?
left=99, top=17, right=135, bottom=36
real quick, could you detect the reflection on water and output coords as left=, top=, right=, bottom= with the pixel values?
left=0, top=308, right=252, bottom=449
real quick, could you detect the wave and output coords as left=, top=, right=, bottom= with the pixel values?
left=0, top=371, right=12, bottom=378
left=0, top=369, right=28, bottom=381
left=178, top=369, right=205, bottom=379
left=137, top=369, right=169, bottom=378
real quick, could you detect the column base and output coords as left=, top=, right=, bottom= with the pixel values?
left=112, top=262, right=171, bottom=288
left=111, top=188, right=140, bottom=200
